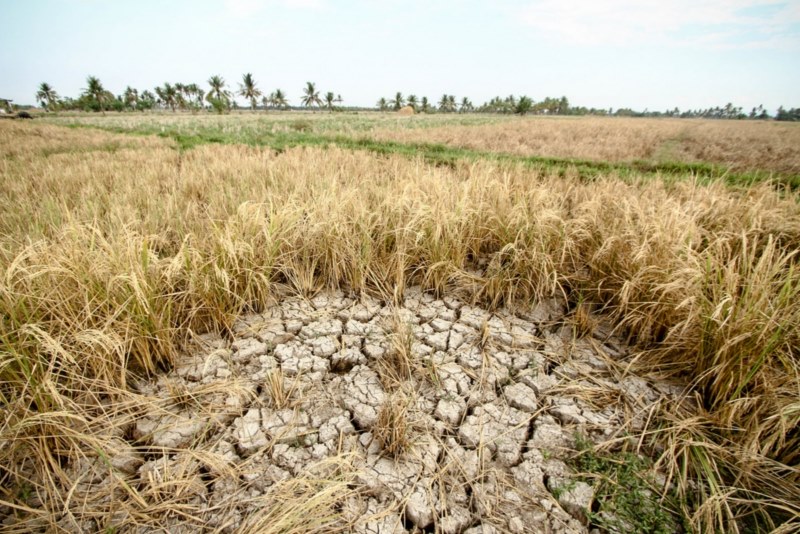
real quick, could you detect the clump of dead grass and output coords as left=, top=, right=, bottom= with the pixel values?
left=373, top=395, right=412, bottom=459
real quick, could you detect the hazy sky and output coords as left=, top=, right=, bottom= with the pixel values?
left=2, top=0, right=799, bottom=111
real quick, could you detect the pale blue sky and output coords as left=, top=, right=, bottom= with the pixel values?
left=2, top=0, right=799, bottom=111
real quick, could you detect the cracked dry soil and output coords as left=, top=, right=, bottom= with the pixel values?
left=34, top=289, right=687, bottom=533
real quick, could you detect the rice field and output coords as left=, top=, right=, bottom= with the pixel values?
left=1, top=113, right=799, bottom=533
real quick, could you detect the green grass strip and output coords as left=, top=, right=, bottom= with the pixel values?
left=57, top=121, right=800, bottom=189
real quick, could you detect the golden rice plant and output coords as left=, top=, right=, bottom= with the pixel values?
left=1, top=120, right=799, bottom=531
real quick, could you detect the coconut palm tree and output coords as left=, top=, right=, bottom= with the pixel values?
left=504, top=94, right=517, bottom=112
left=139, top=90, right=156, bottom=111
left=459, top=97, right=473, bottom=113
left=438, top=94, right=449, bottom=112
left=300, top=82, right=322, bottom=108
left=174, top=83, right=189, bottom=111
left=421, top=96, right=430, bottom=113
left=123, top=86, right=138, bottom=110
left=272, top=89, right=288, bottom=110
left=84, top=76, right=107, bottom=113
left=515, top=96, right=533, bottom=115
left=183, top=83, right=204, bottom=111
left=206, top=75, right=230, bottom=110
left=207, top=75, right=227, bottom=99
left=558, top=96, right=569, bottom=115
left=238, top=73, right=262, bottom=110
left=276, top=90, right=287, bottom=109
left=324, top=91, right=336, bottom=112
left=156, top=83, right=178, bottom=111
left=391, top=92, right=405, bottom=111
left=377, top=97, right=388, bottom=112
left=36, top=82, right=58, bottom=111
left=407, top=94, right=418, bottom=111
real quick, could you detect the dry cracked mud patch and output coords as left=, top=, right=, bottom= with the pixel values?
left=4, top=289, right=687, bottom=533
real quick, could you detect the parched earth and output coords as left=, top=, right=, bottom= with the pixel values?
left=14, top=289, right=686, bottom=533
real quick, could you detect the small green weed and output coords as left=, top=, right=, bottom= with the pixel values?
left=572, top=435, right=690, bottom=533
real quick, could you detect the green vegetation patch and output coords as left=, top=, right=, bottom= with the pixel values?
left=571, top=436, right=690, bottom=533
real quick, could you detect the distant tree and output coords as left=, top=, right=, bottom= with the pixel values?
left=324, top=91, right=336, bottom=112
left=406, top=94, right=418, bottom=110
left=238, top=73, right=262, bottom=110
left=438, top=94, right=449, bottom=112
left=182, top=83, right=204, bottom=111
left=377, top=97, right=388, bottom=112
left=138, top=90, right=156, bottom=111
left=558, top=96, right=569, bottom=114
left=83, top=76, right=107, bottom=113
left=420, top=96, right=430, bottom=113
left=123, top=86, right=138, bottom=110
left=175, top=83, right=190, bottom=111
left=504, top=95, right=517, bottom=113
left=459, top=97, right=473, bottom=113
left=265, top=89, right=288, bottom=110
left=36, top=82, right=58, bottom=111
left=206, top=75, right=230, bottom=112
left=301, top=81, right=322, bottom=108
left=776, top=106, right=800, bottom=121
left=479, top=97, right=493, bottom=113
left=392, top=92, right=405, bottom=111
left=156, top=83, right=178, bottom=111
left=335, top=94, right=343, bottom=106
left=110, top=94, right=126, bottom=113
left=515, top=96, right=533, bottom=115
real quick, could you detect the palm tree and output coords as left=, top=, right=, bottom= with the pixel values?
left=139, top=90, right=156, bottom=111
left=84, top=76, right=107, bottom=113
left=377, top=97, right=388, bottom=112
left=407, top=94, right=418, bottom=111
left=174, top=83, right=189, bottom=111
left=335, top=94, right=343, bottom=106
left=558, top=96, right=569, bottom=115
left=156, top=83, right=178, bottom=111
left=447, top=95, right=457, bottom=113
left=421, top=96, right=430, bottom=113
left=206, top=75, right=230, bottom=109
left=207, top=75, right=226, bottom=99
left=301, top=82, right=322, bottom=108
left=505, top=94, right=517, bottom=113
left=183, top=83, right=204, bottom=111
left=459, top=97, right=473, bottom=113
left=324, top=91, right=335, bottom=112
left=392, top=92, right=405, bottom=111
left=272, top=89, right=288, bottom=110
left=238, top=73, right=262, bottom=110
left=123, top=86, right=138, bottom=110
left=438, top=94, right=449, bottom=112
left=515, top=96, right=533, bottom=115
left=263, top=91, right=285, bottom=110
left=36, top=82, right=58, bottom=111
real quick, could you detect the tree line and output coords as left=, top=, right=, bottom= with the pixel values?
left=30, top=75, right=800, bottom=121
left=33, top=75, right=342, bottom=114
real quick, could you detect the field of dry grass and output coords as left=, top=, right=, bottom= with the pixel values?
left=1, top=117, right=799, bottom=532
left=367, top=116, right=800, bottom=175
